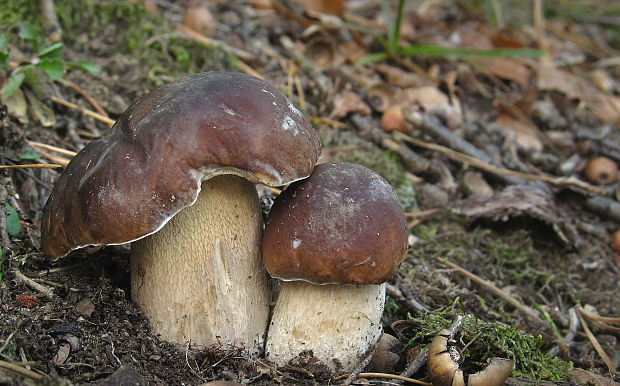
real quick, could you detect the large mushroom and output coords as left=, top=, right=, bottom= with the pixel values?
left=41, top=72, right=321, bottom=350
left=261, top=162, right=408, bottom=372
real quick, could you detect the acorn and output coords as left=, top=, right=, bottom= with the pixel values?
left=584, top=156, right=618, bottom=185
left=182, top=5, right=215, bottom=37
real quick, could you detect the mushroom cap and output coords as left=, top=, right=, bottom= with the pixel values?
left=42, top=72, right=321, bottom=259
left=262, top=162, right=408, bottom=285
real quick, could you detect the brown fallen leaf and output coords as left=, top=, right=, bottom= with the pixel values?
left=473, top=57, right=532, bottom=88
left=571, top=368, right=620, bottom=386
left=52, top=342, right=71, bottom=366
left=538, top=60, right=620, bottom=124
left=75, top=297, right=95, bottom=318
left=329, top=90, right=371, bottom=118
left=494, top=112, right=543, bottom=152
left=401, top=86, right=462, bottom=130
left=452, top=184, right=581, bottom=248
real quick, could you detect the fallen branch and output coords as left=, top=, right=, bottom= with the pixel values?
left=400, top=348, right=428, bottom=378
left=0, top=359, right=46, bottom=381
left=13, top=270, right=55, bottom=299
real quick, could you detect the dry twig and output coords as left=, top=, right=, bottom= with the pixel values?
left=0, top=164, right=61, bottom=169
left=341, top=341, right=378, bottom=386
left=394, top=131, right=602, bottom=195
left=0, top=359, right=46, bottom=381
left=51, top=96, right=116, bottom=127
left=13, top=269, right=55, bottom=299
left=334, top=371, right=431, bottom=385
left=438, top=257, right=544, bottom=324
left=575, top=305, right=615, bottom=372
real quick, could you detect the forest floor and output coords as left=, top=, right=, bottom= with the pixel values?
left=1, top=0, right=619, bottom=384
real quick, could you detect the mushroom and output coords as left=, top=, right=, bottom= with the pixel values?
left=428, top=317, right=514, bottom=386
left=261, top=162, right=408, bottom=372
left=41, top=72, right=321, bottom=349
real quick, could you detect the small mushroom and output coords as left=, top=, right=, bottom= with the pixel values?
left=261, top=162, right=408, bottom=372
left=41, top=72, right=321, bottom=349
left=584, top=156, right=618, bottom=185
left=428, top=318, right=514, bottom=386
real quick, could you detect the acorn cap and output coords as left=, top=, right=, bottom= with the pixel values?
left=262, top=162, right=408, bottom=285
left=41, top=72, right=321, bottom=259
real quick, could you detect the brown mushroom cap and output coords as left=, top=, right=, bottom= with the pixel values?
left=42, top=72, right=321, bottom=259
left=262, top=162, right=408, bottom=285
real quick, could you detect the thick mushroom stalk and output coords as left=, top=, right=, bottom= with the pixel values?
left=131, top=175, right=269, bottom=348
left=40, top=72, right=321, bottom=350
left=266, top=281, right=386, bottom=372
left=261, top=162, right=408, bottom=373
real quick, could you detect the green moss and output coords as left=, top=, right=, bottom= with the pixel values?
left=3, top=0, right=237, bottom=91
left=404, top=303, right=572, bottom=382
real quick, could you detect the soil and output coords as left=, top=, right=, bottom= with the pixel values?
left=1, top=0, right=619, bottom=385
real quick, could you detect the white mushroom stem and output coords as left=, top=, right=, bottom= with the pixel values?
left=130, top=174, right=271, bottom=350
left=265, top=280, right=386, bottom=373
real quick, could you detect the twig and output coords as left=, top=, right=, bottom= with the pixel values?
left=575, top=305, right=615, bottom=372
left=385, top=283, right=429, bottom=313
left=342, top=341, right=378, bottom=386
left=0, top=320, right=22, bottom=355
left=25, top=139, right=78, bottom=157
left=279, top=35, right=332, bottom=96
left=57, top=78, right=111, bottom=127
left=405, top=208, right=439, bottom=218
left=108, top=339, right=122, bottom=366
left=13, top=269, right=55, bottom=299
left=0, top=163, right=61, bottom=169
left=393, top=130, right=602, bottom=195
left=438, top=258, right=544, bottom=324
left=25, top=147, right=71, bottom=166
left=5, top=161, right=54, bottom=191
left=0, top=359, right=46, bottom=381
left=576, top=306, right=620, bottom=331
left=334, top=372, right=431, bottom=385
left=51, top=96, right=117, bottom=127
left=400, top=348, right=428, bottom=378
left=176, top=24, right=261, bottom=80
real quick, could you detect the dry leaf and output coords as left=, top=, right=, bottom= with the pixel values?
left=402, top=86, right=462, bottom=129
left=24, top=89, right=55, bottom=127
left=75, top=297, right=95, bottom=318
left=452, top=184, right=580, bottom=248
left=571, top=368, right=619, bottom=386
left=473, top=57, right=532, bottom=88
left=375, top=63, right=432, bottom=88
left=4, top=87, right=29, bottom=124
left=538, top=61, right=620, bottom=124
left=52, top=342, right=71, bottom=365
left=329, top=90, right=371, bottom=118
left=494, top=113, right=543, bottom=152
